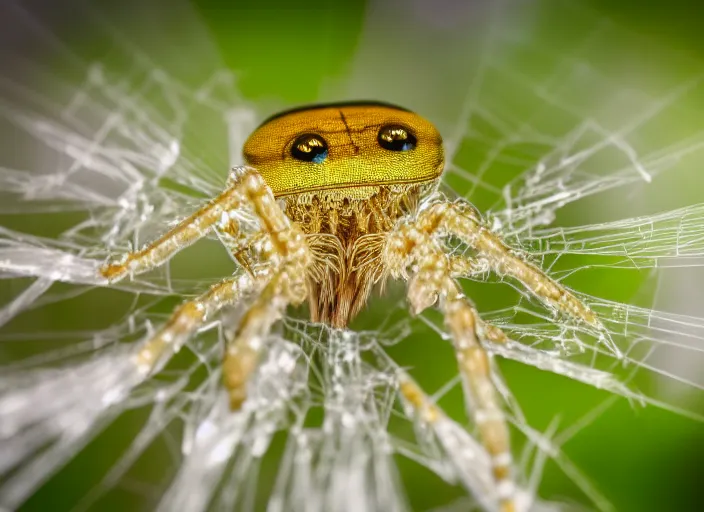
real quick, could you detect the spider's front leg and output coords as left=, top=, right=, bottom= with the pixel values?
left=100, top=166, right=271, bottom=283
left=133, top=273, right=260, bottom=376
left=131, top=218, right=311, bottom=398
left=102, top=165, right=313, bottom=409
left=222, top=226, right=312, bottom=410
left=384, top=224, right=517, bottom=512
left=422, top=201, right=620, bottom=356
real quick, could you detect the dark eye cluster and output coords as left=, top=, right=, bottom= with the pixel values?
left=291, top=134, right=329, bottom=163
left=377, top=125, right=417, bottom=152
left=290, top=125, right=417, bottom=163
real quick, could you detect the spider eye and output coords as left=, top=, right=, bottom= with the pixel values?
left=291, top=134, right=329, bottom=163
left=377, top=124, right=417, bottom=152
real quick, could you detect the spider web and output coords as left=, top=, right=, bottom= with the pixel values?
left=1, top=0, right=703, bottom=511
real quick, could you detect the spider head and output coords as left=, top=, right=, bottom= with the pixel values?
left=243, top=102, right=445, bottom=200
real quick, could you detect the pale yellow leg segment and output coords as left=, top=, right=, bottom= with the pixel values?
left=101, top=164, right=314, bottom=407
left=385, top=200, right=615, bottom=508
left=134, top=208, right=311, bottom=409
left=414, top=269, right=516, bottom=511
left=420, top=202, right=599, bottom=328
left=100, top=166, right=271, bottom=283
left=223, top=223, right=312, bottom=411
left=398, top=375, right=442, bottom=425
left=398, top=374, right=514, bottom=512
left=443, top=289, right=515, bottom=512
left=222, top=273, right=292, bottom=410
left=134, top=274, right=256, bottom=376
left=385, top=224, right=517, bottom=512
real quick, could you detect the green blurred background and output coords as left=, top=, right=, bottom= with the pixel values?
left=2, top=0, right=704, bottom=510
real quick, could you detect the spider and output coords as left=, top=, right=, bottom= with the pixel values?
left=100, top=101, right=603, bottom=512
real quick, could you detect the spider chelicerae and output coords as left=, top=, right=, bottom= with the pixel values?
left=100, top=101, right=606, bottom=512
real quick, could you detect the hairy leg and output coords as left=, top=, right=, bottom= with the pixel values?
left=223, top=227, right=312, bottom=410
left=134, top=216, right=310, bottom=410
left=101, top=164, right=313, bottom=408
left=385, top=225, right=517, bottom=512
left=100, top=166, right=283, bottom=283
left=398, top=373, right=511, bottom=511
left=382, top=198, right=615, bottom=509
left=417, top=200, right=620, bottom=359
left=223, top=270, right=300, bottom=410
left=134, top=273, right=259, bottom=376
left=418, top=202, right=600, bottom=327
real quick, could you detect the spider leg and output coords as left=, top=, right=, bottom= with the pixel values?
left=222, top=269, right=301, bottom=410
left=385, top=228, right=517, bottom=512
left=135, top=214, right=311, bottom=411
left=419, top=201, right=620, bottom=357
left=397, top=373, right=508, bottom=511
left=112, top=163, right=313, bottom=408
left=100, top=166, right=278, bottom=283
left=133, top=273, right=259, bottom=376
left=421, top=203, right=598, bottom=325
left=442, top=289, right=515, bottom=512
left=223, top=230, right=312, bottom=410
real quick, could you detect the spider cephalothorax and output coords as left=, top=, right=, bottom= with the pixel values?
left=243, top=103, right=444, bottom=327
left=100, top=101, right=602, bottom=512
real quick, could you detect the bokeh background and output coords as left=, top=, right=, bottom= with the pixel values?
left=1, top=0, right=703, bottom=510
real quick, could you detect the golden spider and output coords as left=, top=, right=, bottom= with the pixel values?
left=100, top=101, right=602, bottom=512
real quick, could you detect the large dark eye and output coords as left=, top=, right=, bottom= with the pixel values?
left=377, top=124, right=417, bottom=151
left=291, top=133, right=328, bottom=163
